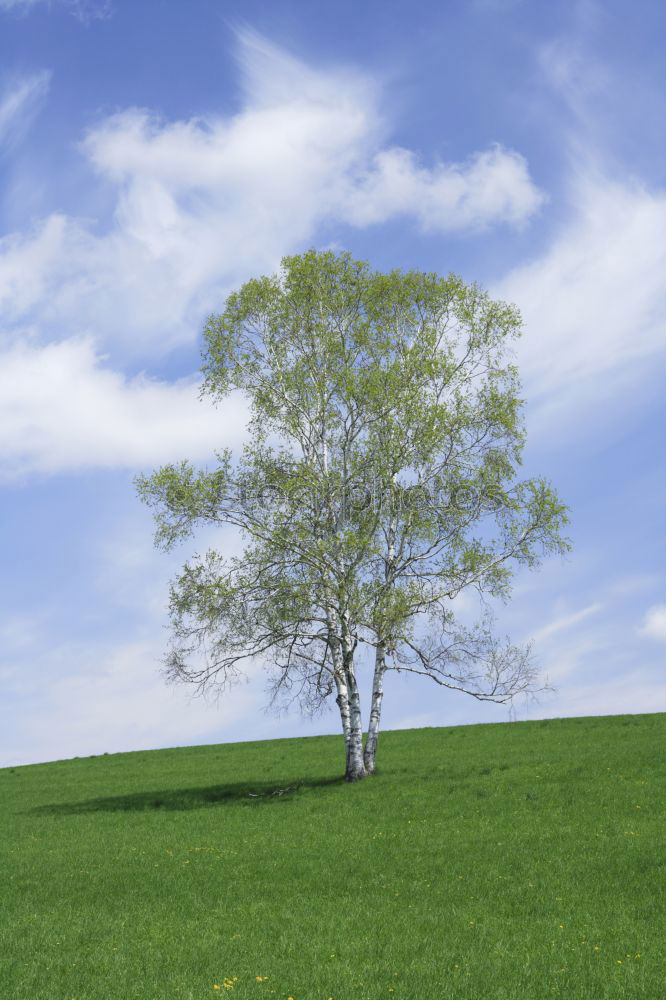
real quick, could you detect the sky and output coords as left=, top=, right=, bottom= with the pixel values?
left=1, top=0, right=664, bottom=768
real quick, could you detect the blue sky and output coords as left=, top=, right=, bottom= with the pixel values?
left=1, top=0, right=664, bottom=767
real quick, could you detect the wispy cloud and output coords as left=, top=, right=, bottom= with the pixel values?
left=538, top=34, right=610, bottom=121
left=638, top=604, right=666, bottom=642
left=0, top=0, right=40, bottom=9
left=0, top=637, right=239, bottom=767
left=487, top=9, right=666, bottom=438
left=530, top=602, right=603, bottom=644
left=498, top=172, right=666, bottom=435
left=0, top=0, right=112, bottom=22
left=533, top=667, right=666, bottom=720
left=0, top=71, right=50, bottom=151
left=0, top=622, right=329, bottom=767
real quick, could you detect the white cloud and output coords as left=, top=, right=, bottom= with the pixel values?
left=0, top=214, right=70, bottom=318
left=606, top=574, right=663, bottom=600
left=391, top=711, right=441, bottom=730
left=0, top=0, right=111, bottom=20
left=0, top=30, right=543, bottom=358
left=638, top=604, right=666, bottom=642
left=0, top=71, right=50, bottom=150
left=344, top=145, right=544, bottom=232
left=539, top=35, right=610, bottom=115
left=529, top=601, right=603, bottom=644
left=93, top=516, right=245, bottom=621
left=0, top=623, right=340, bottom=767
left=532, top=668, right=666, bottom=720
left=0, top=0, right=39, bottom=9
left=498, top=173, right=666, bottom=433
left=66, top=0, right=112, bottom=18
left=0, top=31, right=544, bottom=480
left=0, top=337, right=250, bottom=477
left=0, top=612, right=44, bottom=655
left=0, top=638, right=249, bottom=767
left=533, top=630, right=611, bottom=685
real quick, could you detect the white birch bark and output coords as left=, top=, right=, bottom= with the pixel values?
left=363, top=492, right=395, bottom=774
left=363, top=640, right=386, bottom=773
left=319, top=394, right=359, bottom=775
left=331, top=634, right=353, bottom=774
left=326, top=595, right=357, bottom=777
left=345, top=663, right=366, bottom=781
left=341, top=618, right=366, bottom=781
left=319, top=336, right=367, bottom=780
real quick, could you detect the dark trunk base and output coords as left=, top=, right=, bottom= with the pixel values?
left=344, top=766, right=368, bottom=782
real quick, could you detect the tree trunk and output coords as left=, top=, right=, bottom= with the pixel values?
left=364, top=641, right=386, bottom=774
left=334, top=669, right=353, bottom=777
left=363, top=502, right=395, bottom=776
left=329, top=627, right=359, bottom=780
left=340, top=627, right=366, bottom=781
left=345, top=665, right=367, bottom=781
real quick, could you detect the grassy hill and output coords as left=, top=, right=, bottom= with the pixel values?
left=1, top=713, right=664, bottom=999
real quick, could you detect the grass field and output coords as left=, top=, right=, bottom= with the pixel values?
left=1, top=713, right=664, bottom=999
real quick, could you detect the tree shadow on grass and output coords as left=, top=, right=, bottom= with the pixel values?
left=30, top=775, right=345, bottom=816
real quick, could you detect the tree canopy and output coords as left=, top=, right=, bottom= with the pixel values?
left=137, top=249, right=570, bottom=780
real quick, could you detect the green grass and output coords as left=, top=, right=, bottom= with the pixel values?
left=1, top=713, right=664, bottom=999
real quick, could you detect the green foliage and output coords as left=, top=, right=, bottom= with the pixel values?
left=135, top=454, right=232, bottom=551
left=2, top=714, right=664, bottom=998
left=137, top=249, right=570, bottom=713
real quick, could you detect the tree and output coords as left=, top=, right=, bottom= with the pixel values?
left=136, top=249, right=569, bottom=781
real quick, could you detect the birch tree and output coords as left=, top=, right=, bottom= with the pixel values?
left=136, top=249, right=569, bottom=781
